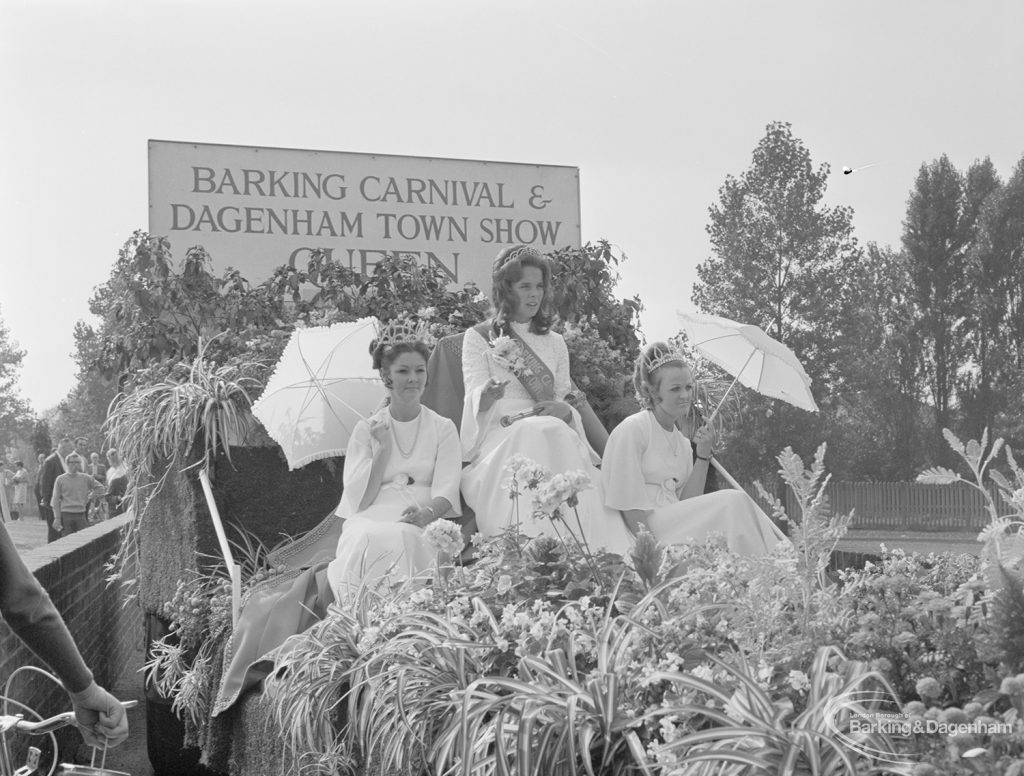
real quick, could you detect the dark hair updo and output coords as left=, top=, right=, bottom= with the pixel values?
left=490, top=244, right=554, bottom=336
left=633, top=341, right=689, bottom=411
left=369, top=339, right=432, bottom=390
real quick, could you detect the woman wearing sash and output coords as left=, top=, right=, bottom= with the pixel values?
left=460, top=245, right=630, bottom=552
left=601, top=342, right=787, bottom=555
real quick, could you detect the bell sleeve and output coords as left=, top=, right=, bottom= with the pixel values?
left=601, top=414, right=656, bottom=511
left=429, top=413, right=463, bottom=518
left=460, top=327, right=499, bottom=458
left=335, top=418, right=376, bottom=518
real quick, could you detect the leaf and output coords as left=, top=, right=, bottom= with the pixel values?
left=943, top=427, right=966, bottom=456
left=916, top=467, right=961, bottom=485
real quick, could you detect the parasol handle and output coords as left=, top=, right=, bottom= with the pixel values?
left=703, top=350, right=755, bottom=426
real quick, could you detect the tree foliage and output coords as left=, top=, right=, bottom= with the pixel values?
left=695, top=121, right=863, bottom=390
left=902, top=155, right=996, bottom=448
left=69, top=233, right=643, bottom=440
left=0, top=306, right=33, bottom=454
left=692, top=122, right=864, bottom=481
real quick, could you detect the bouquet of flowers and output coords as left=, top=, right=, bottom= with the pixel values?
left=488, top=335, right=533, bottom=378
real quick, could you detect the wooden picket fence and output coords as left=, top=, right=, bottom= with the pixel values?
left=738, top=480, right=1014, bottom=531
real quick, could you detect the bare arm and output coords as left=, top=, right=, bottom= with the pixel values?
left=678, top=423, right=717, bottom=500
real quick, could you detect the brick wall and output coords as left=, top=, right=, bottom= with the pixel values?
left=0, top=514, right=141, bottom=760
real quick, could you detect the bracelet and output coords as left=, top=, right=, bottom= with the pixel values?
left=695, top=453, right=713, bottom=462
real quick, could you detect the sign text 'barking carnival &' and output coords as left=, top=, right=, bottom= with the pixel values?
left=148, top=140, right=582, bottom=291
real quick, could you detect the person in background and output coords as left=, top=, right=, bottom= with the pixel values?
left=33, top=452, right=47, bottom=520
left=40, top=439, right=72, bottom=542
left=105, top=449, right=129, bottom=517
left=51, top=454, right=105, bottom=536
left=87, top=452, right=107, bottom=481
left=11, top=461, right=28, bottom=520
left=0, top=521, right=129, bottom=747
left=1, top=463, right=13, bottom=521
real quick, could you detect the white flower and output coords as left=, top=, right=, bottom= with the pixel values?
left=788, top=670, right=810, bottom=693
left=496, top=575, right=514, bottom=594
left=391, top=472, right=414, bottom=486
left=532, top=470, right=592, bottom=515
left=423, top=519, right=464, bottom=556
left=692, top=664, right=715, bottom=682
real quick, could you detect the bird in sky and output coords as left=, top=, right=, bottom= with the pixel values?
left=841, top=162, right=881, bottom=175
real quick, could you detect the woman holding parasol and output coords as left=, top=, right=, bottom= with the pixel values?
left=601, top=342, right=787, bottom=555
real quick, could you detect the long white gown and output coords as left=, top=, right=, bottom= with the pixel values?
left=601, top=411, right=787, bottom=555
left=326, top=406, right=462, bottom=599
left=460, top=322, right=629, bottom=553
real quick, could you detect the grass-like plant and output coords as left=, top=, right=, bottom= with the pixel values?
left=448, top=596, right=685, bottom=776
left=102, top=339, right=263, bottom=585
left=649, top=646, right=912, bottom=775
left=105, top=338, right=262, bottom=493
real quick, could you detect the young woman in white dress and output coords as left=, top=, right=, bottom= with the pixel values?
left=326, top=338, right=463, bottom=598
left=460, top=245, right=628, bottom=552
left=601, top=342, right=786, bottom=555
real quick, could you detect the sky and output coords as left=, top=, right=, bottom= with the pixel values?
left=1, top=0, right=1022, bottom=413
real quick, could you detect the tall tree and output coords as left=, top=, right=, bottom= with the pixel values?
left=959, top=159, right=1009, bottom=437
left=695, top=121, right=863, bottom=389
left=693, top=121, right=863, bottom=479
left=902, top=155, right=994, bottom=452
left=831, top=244, right=928, bottom=478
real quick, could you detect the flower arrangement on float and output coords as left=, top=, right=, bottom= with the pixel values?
left=145, top=431, right=1024, bottom=775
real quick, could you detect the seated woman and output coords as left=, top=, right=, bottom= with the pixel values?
left=460, top=245, right=626, bottom=551
left=601, top=342, right=787, bottom=555
left=326, top=336, right=462, bottom=599
left=214, top=333, right=461, bottom=716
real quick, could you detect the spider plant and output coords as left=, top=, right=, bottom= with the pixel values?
left=262, top=603, right=363, bottom=776
left=103, top=338, right=263, bottom=578
left=343, top=597, right=506, bottom=775
left=648, top=645, right=913, bottom=775
left=433, top=583, right=708, bottom=776
left=105, top=337, right=262, bottom=493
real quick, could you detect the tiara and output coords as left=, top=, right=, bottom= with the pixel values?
left=375, top=317, right=435, bottom=349
left=494, top=245, right=544, bottom=271
left=643, top=346, right=686, bottom=373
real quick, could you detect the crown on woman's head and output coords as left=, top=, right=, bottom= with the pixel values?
left=643, top=345, right=686, bottom=374
left=374, top=317, right=434, bottom=349
left=494, top=244, right=544, bottom=272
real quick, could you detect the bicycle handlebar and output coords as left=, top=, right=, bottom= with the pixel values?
left=0, top=700, right=137, bottom=735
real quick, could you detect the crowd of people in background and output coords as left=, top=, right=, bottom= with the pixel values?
left=2, top=436, right=130, bottom=541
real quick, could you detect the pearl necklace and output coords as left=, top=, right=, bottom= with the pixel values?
left=390, top=410, right=423, bottom=459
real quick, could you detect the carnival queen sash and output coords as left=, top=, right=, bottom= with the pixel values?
left=473, top=321, right=556, bottom=402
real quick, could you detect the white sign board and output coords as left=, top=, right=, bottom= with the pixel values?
left=148, top=140, right=581, bottom=291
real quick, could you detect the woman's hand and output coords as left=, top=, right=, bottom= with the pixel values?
left=692, top=423, right=716, bottom=460
left=367, top=417, right=389, bottom=445
left=480, top=378, right=508, bottom=412
left=534, top=400, right=573, bottom=424
left=401, top=505, right=436, bottom=528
